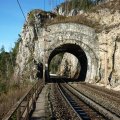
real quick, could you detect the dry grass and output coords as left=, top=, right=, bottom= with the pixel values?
left=0, top=83, right=32, bottom=119
left=46, top=15, right=101, bottom=31
left=45, top=0, right=120, bottom=32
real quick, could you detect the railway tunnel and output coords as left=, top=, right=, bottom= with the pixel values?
left=46, top=43, right=88, bottom=83
left=37, top=23, right=99, bottom=83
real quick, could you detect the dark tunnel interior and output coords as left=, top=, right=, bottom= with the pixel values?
left=46, top=43, right=88, bottom=83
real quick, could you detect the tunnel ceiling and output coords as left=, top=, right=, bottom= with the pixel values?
left=48, top=44, right=85, bottom=63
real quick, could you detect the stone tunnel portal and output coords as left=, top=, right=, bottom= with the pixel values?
left=47, top=43, right=88, bottom=83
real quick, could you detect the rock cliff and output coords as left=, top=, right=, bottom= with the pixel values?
left=58, top=53, right=80, bottom=79
left=14, top=0, right=120, bottom=89
left=14, top=10, right=56, bottom=81
left=88, top=0, right=120, bottom=87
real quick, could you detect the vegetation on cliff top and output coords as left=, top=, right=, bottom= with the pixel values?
left=27, top=0, right=105, bottom=29
left=45, top=0, right=107, bottom=30
left=46, top=15, right=100, bottom=31
left=27, top=9, right=56, bottom=26
left=91, top=0, right=120, bottom=12
left=57, top=0, right=105, bottom=12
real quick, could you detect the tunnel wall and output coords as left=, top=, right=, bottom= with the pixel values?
left=48, top=43, right=88, bottom=81
left=37, top=23, right=99, bottom=82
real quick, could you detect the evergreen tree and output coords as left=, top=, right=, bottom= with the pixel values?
left=0, top=35, right=21, bottom=93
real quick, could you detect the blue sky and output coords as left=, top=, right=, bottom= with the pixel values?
left=0, top=0, right=64, bottom=51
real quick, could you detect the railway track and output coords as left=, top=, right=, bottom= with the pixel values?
left=3, top=79, right=120, bottom=120
left=50, top=82, right=120, bottom=120
left=69, top=83, right=120, bottom=117
left=79, top=83, right=120, bottom=100
left=50, top=83, right=80, bottom=120
left=59, top=84, right=103, bottom=120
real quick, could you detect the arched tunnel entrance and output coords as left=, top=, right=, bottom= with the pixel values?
left=46, top=43, right=88, bottom=83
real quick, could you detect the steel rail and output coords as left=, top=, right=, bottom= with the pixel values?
left=58, top=84, right=90, bottom=120
left=64, top=83, right=120, bottom=120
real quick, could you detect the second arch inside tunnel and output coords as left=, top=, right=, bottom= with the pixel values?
left=46, top=43, right=88, bottom=83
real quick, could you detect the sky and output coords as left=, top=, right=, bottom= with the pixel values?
left=0, top=0, right=64, bottom=52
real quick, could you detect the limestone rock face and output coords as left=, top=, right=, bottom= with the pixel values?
left=15, top=0, right=120, bottom=89
left=85, top=0, right=120, bottom=87
left=55, top=6, right=84, bottom=16
left=14, top=10, right=56, bottom=81
left=58, top=53, right=80, bottom=79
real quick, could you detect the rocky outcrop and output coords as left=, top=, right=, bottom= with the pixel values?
left=58, top=53, right=80, bottom=79
left=85, top=0, right=120, bottom=87
left=15, top=0, right=120, bottom=89
left=14, top=10, right=56, bottom=81
left=54, top=3, right=85, bottom=16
